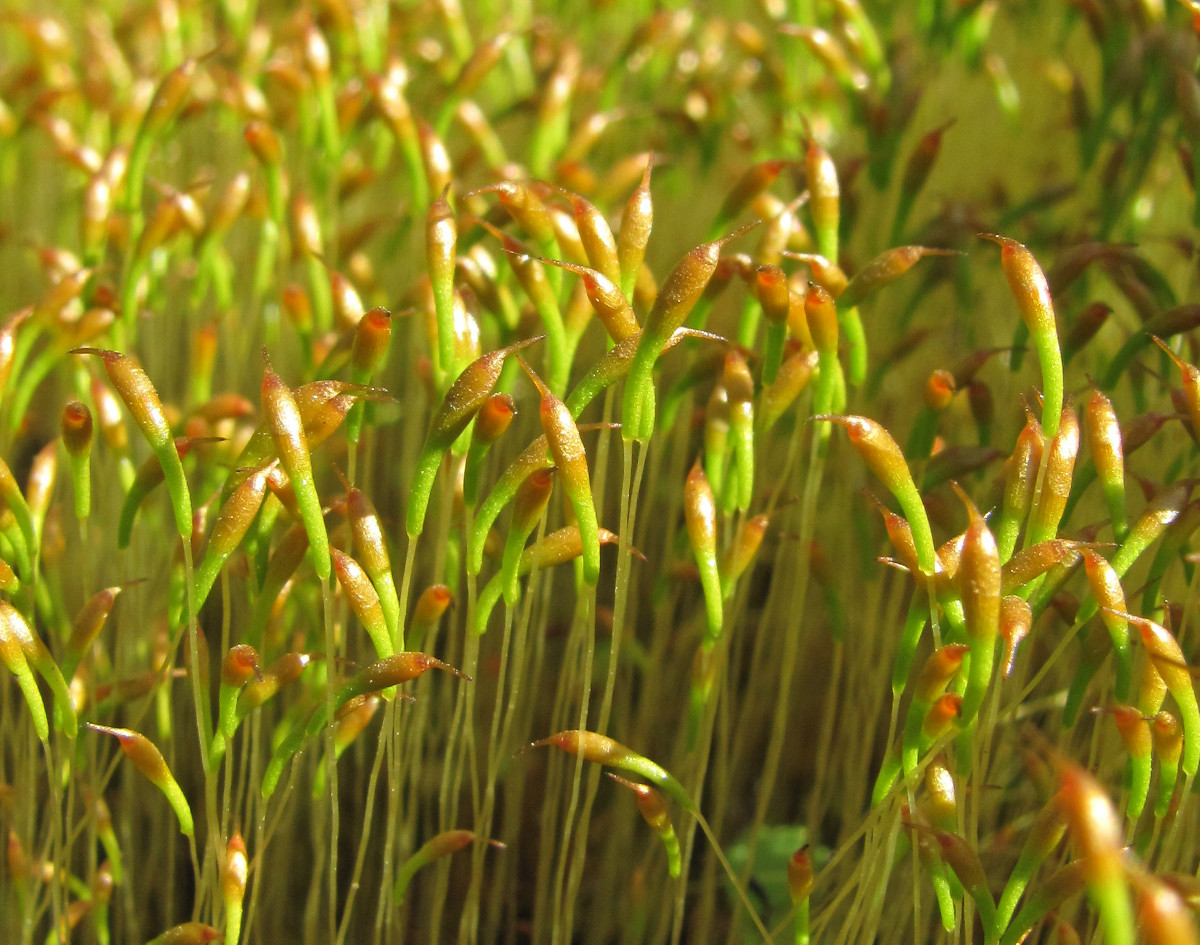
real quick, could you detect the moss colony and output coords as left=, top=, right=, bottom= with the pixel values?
left=1, top=1, right=1200, bottom=944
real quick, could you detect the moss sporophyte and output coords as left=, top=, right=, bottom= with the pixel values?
left=3, top=4, right=1200, bottom=945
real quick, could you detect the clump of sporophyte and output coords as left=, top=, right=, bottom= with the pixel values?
left=1, top=3, right=1199, bottom=944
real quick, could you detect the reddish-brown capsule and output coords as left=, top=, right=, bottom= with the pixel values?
left=1139, top=655, right=1169, bottom=718
left=787, top=252, right=848, bottom=298
left=761, top=346, right=818, bottom=430
left=980, top=234, right=1064, bottom=438
left=839, top=246, right=960, bottom=309
left=413, top=585, right=453, bottom=627
left=804, top=284, right=839, bottom=354
left=352, top=307, right=392, bottom=375
left=86, top=723, right=170, bottom=785
left=1000, top=595, right=1032, bottom=677
left=712, top=159, right=789, bottom=232
left=1130, top=869, right=1200, bottom=945
left=865, top=491, right=920, bottom=576
left=754, top=265, right=790, bottom=324
left=64, top=584, right=130, bottom=676
left=608, top=773, right=671, bottom=832
left=1054, top=758, right=1125, bottom=883
left=147, top=922, right=221, bottom=945
left=61, top=401, right=93, bottom=456
left=207, top=171, right=251, bottom=239
left=540, top=255, right=640, bottom=344
left=209, top=467, right=270, bottom=562
left=1154, top=336, right=1200, bottom=441
left=346, top=488, right=390, bottom=581
left=221, top=645, right=261, bottom=687
left=281, top=284, right=312, bottom=332
left=356, top=652, right=469, bottom=693
left=913, top=643, right=970, bottom=704
left=222, top=832, right=248, bottom=905
left=924, top=370, right=956, bottom=411
left=472, top=393, right=516, bottom=446
left=1152, top=710, right=1183, bottom=773
left=787, top=845, right=815, bottom=904
left=954, top=485, right=1000, bottom=722
left=721, top=514, right=769, bottom=596
left=245, top=120, right=283, bottom=167
left=238, top=652, right=316, bottom=714
left=997, top=410, right=1044, bottom=559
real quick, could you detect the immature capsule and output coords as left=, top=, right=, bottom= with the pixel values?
left=0, top=600, right=74, bottom=738
left=346, top=488, right=401, bottom=645
left=997, top=411, right=1044, bottom=561
left=1152, top=711, right=1183, bottom=817
left=427, top=189, right=458, bottom=384
left=839, top=246, right=960, bottom=309
left=980, top=235, right=1063, bottom=440
left=193, top=465, right=271, bottom=606
left=1112, top=610, right=1200, bottom=779
left=535, top=256, right=639, bottom=343
left=74, top=348, right=192, bottom=539
left=407, top=336, right=541, bottom=538
left=1085, top=388, right=1127, bottom=541
left=0, top=607, right=49, bottom=739
left=222, top=833, right=248, bottom=945
left=500, top=469, right=556, bottom=606
left=1054, top=759, right=1134, bottom=945
left=518, top=357, right=601, bottom=585
left=528, top=730, right=693, bottom=811
left=61, top=400, right=93, bottom=520
left=1029, top=405, right=1079, bottom=547
left=608, top=774, right=682, bottom=878
left=145, top=923, right=221, bottom=945
left=332, top=548, right=392, bottom=659
left=393, top=830, right=494, bottom=902
left=684, top=462, right=722, bottom=645
left=623, top=224, right=756, bottom=439
left=63, top=583, right=132, bottom=680
left=86, top=724, right=193, bottom=837
left=1102, top=704, right=1152, bottom=823
left=618, top=157, right=654, bottom=298
left=1081, top=549, right=1131, bottom=700
left=995, top=792, right=1067, bottom=930
left=262, top=357, right=329, bottom=582
left=819, top=415, right=935, bottom=575
left=999, top=595, right=1032, bottom=678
